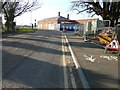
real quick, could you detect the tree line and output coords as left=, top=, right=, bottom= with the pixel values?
left=1, top=0, right=42, bottom=33
left=71, top=0, right=120, bottom=27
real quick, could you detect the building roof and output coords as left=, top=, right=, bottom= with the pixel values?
left=38, top=16, right=69, bottom=22
left=76, top=18, right=98, bottom=24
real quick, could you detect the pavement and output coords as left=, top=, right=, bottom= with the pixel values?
left=65, top=32, right=119, bottom=89
left=2, top=30, right=64, bottom=88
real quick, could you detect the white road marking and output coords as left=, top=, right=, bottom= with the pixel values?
left=63, top=36, right=77, bottom=88
left=100, top=55, right=118, bottom=61
left=64, top=34, right=90, bottom=89
left=84, top=55, right=96, bottom=63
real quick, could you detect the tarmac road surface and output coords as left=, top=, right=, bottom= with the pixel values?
left=2, top=30, right=119, bottom=89
left=2, top=30, right=65, bottom=88
left=65, top=32, right=119, bottom=89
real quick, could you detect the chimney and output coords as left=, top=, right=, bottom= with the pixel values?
left=67, top=14, right=69, bottom=19
left=58, top=12, right=60, bottom=17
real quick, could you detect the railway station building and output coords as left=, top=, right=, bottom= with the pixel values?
left=37, top=12, right=98, bottom=32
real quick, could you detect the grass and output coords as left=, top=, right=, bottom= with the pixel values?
left=17, top=28, right=37, bottom=33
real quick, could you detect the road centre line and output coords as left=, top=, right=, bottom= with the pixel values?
left=64, top=34, right=90, bottom=89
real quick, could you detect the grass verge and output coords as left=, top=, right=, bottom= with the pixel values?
left=17, top=28, right=37, bottom=33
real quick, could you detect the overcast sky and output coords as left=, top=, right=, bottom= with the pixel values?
left=14, top=0, right=102, bottom=25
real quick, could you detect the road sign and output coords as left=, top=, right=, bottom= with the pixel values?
left=106, top=38, right=120, bottom=50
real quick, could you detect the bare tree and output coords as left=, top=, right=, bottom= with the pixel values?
left=2, top=0, right=42, bottom=32
left=71, top=0, right=120, bottom=27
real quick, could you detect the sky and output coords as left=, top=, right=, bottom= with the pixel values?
left=13, top=0, right=102, bottom=25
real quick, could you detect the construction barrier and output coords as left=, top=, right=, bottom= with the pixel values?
left=97, top=34, right=112, bottom=44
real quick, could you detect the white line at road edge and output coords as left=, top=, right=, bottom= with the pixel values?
left=64, top=37, right=77, bottom=88
left=64, top=35, right=90, bottom=89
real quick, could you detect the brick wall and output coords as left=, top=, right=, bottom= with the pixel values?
left=38, top=20, right=58, bottom=30
left=37, top=17, right=98, bottom=30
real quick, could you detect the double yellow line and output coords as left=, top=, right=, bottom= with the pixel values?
left=62, top=33, right=69, bottom=88
left=62, top=33, right=90, bottom=89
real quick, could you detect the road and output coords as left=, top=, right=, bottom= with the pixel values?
left=2, top=30, right=65, bottom=88
left=2, top=30, right=119, bottom=89
left=65, top=32, right=119, bottom=89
